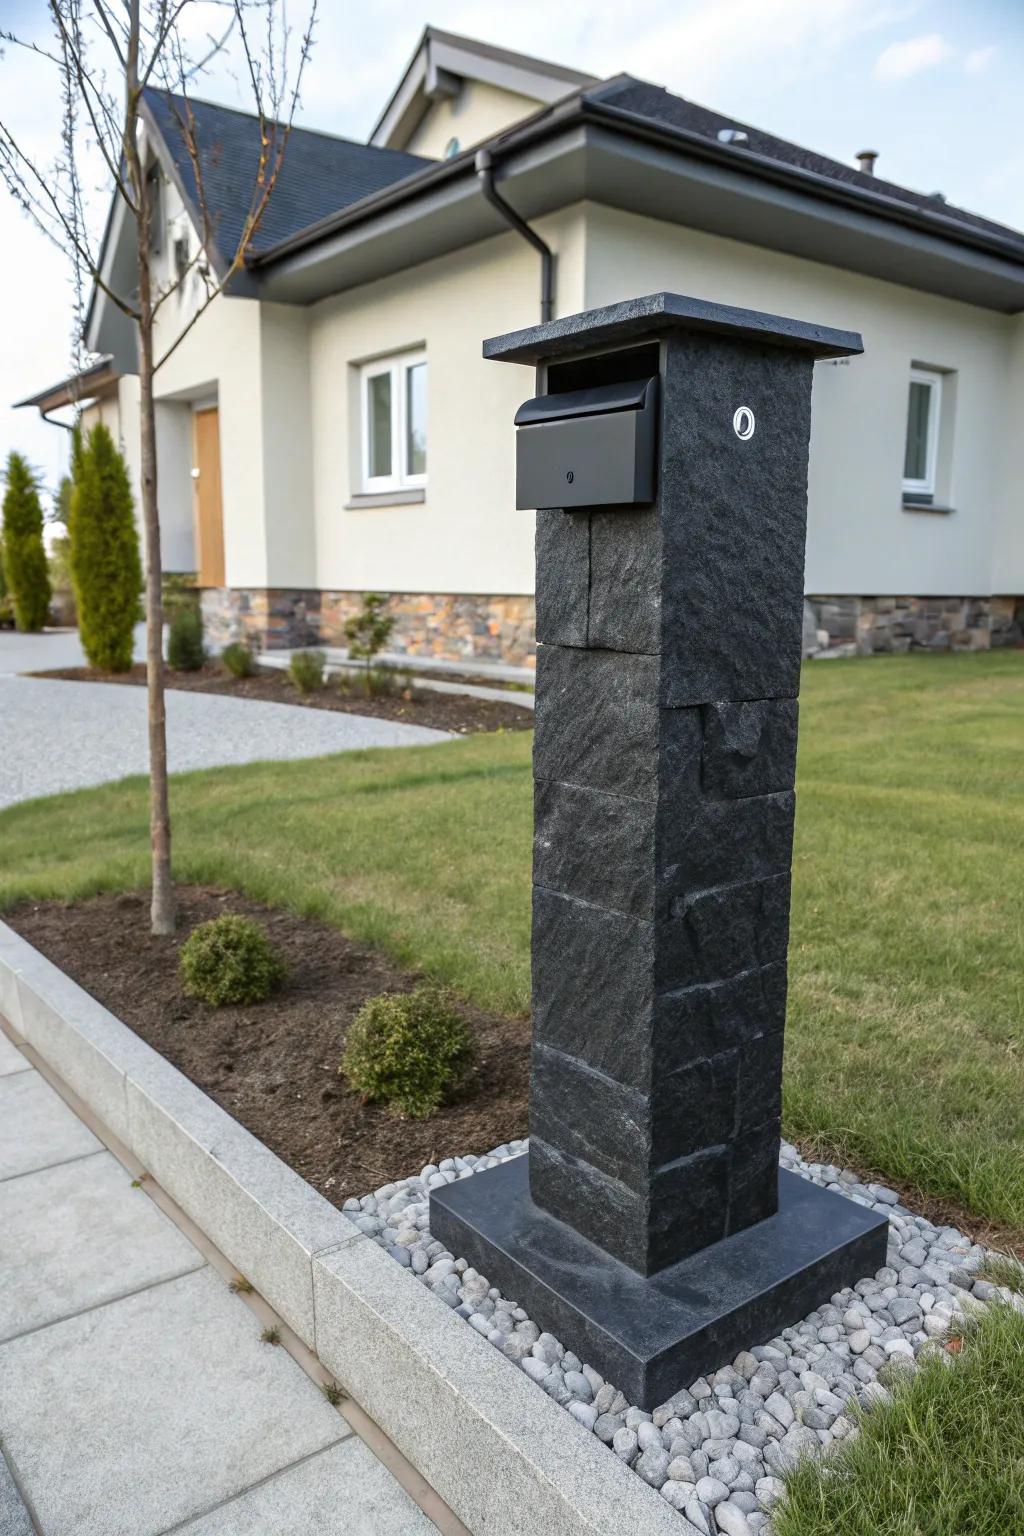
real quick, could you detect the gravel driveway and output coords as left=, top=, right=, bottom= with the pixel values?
left=0, top=657, right=449, bottom=810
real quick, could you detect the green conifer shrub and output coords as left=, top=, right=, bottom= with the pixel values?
left=2, top=451, right=51, bottom=631
left=288, top=649, right=326, bottom=694
left=69, top=424, right=143, bottom=671
left=168, top=603, right=205, bottom=670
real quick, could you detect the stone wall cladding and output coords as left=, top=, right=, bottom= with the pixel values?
left=201, top=587, right=536, bottom=667
left=200, top=587, right=322, bottom=652
left=807, top=594, right=1024, bottom=655
left=319, top=591, right=536, bottom=669
left=201, top=586, right=1021, bottom=665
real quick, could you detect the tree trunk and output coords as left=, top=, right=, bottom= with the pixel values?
left=125, top=3, right=174, bottom=936
left=138, top=270, right=174, bottom=935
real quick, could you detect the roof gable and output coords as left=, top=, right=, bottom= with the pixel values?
left=370, top=26, right=596, bottom=151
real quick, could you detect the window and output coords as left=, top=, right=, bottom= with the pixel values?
left=902, top=368, right=942, bottom=501
left=360, top=351, right=427, bottom=493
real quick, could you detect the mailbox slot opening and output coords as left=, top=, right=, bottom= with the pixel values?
left=545, top=342, right=660, bottom=395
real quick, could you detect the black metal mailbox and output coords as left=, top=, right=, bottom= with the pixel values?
left=514, top=376, right=658, bottom=510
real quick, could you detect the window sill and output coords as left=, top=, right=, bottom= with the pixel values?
left=345, top=488, right=426, bottom=510
left=901, top=500, right=955, bottom=515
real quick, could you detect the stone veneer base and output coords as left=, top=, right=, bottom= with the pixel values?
left=808, top=593, right=1024, bottom=654
left=200, top=587, right=536, bottom=668
left=430, top=1153, right=889, bottom=1410
left=200, top=587, right=1023, bottom=669
left=0, top=921, right=684, bottom=1536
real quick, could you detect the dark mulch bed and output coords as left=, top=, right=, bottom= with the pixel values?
left=29, top=663, right=534, bottom=735
left=6, top=887, right=529, bottom=1203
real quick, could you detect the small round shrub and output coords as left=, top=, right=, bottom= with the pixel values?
left=341, top=985, right=476, bottom=1119
left=168, top=604, right=205, bottom=671
left=179, top=915, right=285, bottom=1006
left=289, top=648, right=326, bottom=694
left=221, top=641, right=256, bottom=679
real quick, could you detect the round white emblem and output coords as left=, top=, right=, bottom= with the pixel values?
left=733, top=406, right=756, bottom=441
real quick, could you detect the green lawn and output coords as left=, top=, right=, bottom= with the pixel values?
left=2, top=652, right=1022, bottom=1227
left=775, top=1303, right=1024, bottom=1536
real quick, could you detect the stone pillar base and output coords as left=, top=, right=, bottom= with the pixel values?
left=431, top=1155, right=888, bottom=1409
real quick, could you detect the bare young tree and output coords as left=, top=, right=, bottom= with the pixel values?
left=0, top=0, right=315, bottom=933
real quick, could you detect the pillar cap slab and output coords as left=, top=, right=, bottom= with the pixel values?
left=483, top=291, right=863, bottom=364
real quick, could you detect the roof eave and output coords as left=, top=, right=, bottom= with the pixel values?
left=253, top=92, right=1024, bottom=282
left=15, top=358, right=120, bottom=412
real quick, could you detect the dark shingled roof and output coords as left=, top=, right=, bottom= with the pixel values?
left=588, top=77, right=1024, bottom=253
left=143, top=88, right=430, bottom=263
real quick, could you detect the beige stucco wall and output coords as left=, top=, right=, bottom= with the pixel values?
left=259, top=304, right=316, bottom=589
left=581, top=204, right=1022, bottom=596
left=992, top=313, right=1024, bottom=591
left=307, top=208, right=586, bottom=596
left=151, top=290, right=269, bottom=587
left=405, top=80, right=542, bottom=159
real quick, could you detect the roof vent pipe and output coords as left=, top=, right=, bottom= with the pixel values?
left=476, top=147, right=554, bottom=323
left=856, top=149, right=879, bottom=175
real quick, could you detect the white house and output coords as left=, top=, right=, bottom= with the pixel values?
left=18, top=27, right=1024, bottom=664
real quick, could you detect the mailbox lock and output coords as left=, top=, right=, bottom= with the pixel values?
left=566, top=470, right=574, bottom=483
left=733, top=406, right=756, bottom=441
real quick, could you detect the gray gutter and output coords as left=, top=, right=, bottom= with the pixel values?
left=250, top=85, right=1024, bottom=276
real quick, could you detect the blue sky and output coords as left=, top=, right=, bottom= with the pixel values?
left=1, top=0, right=1021, bottom=501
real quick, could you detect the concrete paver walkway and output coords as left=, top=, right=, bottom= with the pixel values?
left=0, top=631, right=449, bottom=811
left=0, top=1031, right=441, bottom=1536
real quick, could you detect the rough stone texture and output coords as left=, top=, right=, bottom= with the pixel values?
left=180, top=1439, right=439, bottom=1535
left=202, top=586, right=539, bottom=667
left=657, top=334, right=815, bottom=706
left=806, top=593, right=1024, bottom=655
left=0, top=1267, right=345, bottom=1536
left=0, top=1069, right=100, bottom=1180
left=0, top=1150, right=203, bottom=1342
left=437, top=300, right=860, bottom=1300
left=200, top=585, right=1024, bottom=667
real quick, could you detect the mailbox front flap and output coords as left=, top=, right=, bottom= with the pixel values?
left=514, top=376, right=656, bottom=427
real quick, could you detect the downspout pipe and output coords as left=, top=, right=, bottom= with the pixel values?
left=475, top=147, right=554, bottom=323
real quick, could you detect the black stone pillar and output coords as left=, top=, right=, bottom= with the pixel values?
left=430, top=294, right=888, bottom=1408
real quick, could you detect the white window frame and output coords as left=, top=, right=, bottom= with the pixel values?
left=902, top=367, right=942, bottom=499
left=360, top=350, right=427, bottom=494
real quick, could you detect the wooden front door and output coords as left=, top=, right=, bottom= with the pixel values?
left=192, top=406, right=225, bottom=587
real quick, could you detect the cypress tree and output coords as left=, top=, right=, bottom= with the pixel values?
left=70, top=423, right=143, bottom=672
left=2, top=452, right=51, bottom=632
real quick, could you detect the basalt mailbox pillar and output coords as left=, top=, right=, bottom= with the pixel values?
left=430, top=293, right=889, bottom=1409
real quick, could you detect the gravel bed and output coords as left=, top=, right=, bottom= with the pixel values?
left=349, top=1141, right=1023, bottom=1535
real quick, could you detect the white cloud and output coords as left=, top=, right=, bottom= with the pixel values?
left=964, top=45, right=996, bottom=76
left=873, top=33, right=953, bottom=84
